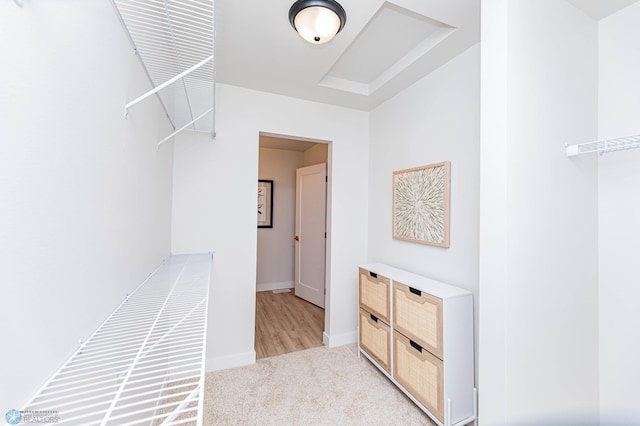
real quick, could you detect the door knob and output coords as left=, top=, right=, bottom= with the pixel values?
left=294, top=236, right=299, bottom=241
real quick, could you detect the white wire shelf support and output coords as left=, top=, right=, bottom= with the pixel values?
left=124, top=55, right=213, bottom=117
left=112, top=0, right=216, bottom=145
left=566, top=134, right=640, bottom=157
left=158, top=107, right=214, bottom=147
left=20, top=253, right=212, bottom=426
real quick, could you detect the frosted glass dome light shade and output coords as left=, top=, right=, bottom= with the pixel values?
left=293, top=6, right=341, bottom=44
left=289, top=0, right=346, bottom=44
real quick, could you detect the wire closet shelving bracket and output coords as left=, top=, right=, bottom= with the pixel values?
left=111, top=0, right=216, bottom=147
left=566, top=134, right=640, bottom=157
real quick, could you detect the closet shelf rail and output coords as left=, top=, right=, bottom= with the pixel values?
left=566, top=134, right=640, bottom=157
left=20, top=253, right=212, bottom=426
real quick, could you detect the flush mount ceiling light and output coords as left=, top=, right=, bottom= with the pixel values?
left=289, top=0, right=347, bottom=44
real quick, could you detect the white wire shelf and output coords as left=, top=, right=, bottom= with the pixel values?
left=111, top=0, right=215, bottom=143
left=566, top=134, right=640, bottom=157
left=19, top=253, right=212, bottom=426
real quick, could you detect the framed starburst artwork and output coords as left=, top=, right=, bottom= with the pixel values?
left=392, top=161, right=450, bottom=247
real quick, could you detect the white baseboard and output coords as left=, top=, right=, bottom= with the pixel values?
left=206, top=351, right=256, bottom=372
left=323, top=330, right=357, bottom=348
left=256, top=281, right=294, bottom=292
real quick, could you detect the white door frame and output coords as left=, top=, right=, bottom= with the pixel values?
left=256, top=132, right=332, bottom=344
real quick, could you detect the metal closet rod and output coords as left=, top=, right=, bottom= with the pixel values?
left=566, top=134, right=640, bottom=157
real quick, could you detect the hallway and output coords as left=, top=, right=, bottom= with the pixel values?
left=254, top=290, right=324, bottom=359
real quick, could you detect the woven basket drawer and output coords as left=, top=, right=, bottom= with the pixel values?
left=394, top=332, right=444, bottom=423
left=359, top=268, right=390, bottom=323
left=359, top=308, right=390, bottom=372
left=393, top=282, right=443, bottom=359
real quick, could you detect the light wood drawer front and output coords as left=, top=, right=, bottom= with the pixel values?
left=359, top=268, right=390, bottom=323
left=393, top=282, right=443, bottom=359
left=359, top=308, right=391, bottom=372
left=394, top=332, right=444, bottom=423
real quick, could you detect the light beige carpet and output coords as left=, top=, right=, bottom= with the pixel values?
left=203, top=344, right=434, bottom=425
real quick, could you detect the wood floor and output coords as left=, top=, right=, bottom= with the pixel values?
left=254, top=290, right=325, bottom=359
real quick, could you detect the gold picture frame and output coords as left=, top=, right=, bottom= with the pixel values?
left=392, top=162, right=450, bottom=247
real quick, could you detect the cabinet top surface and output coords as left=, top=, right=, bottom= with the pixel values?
left=360, top=263, right=472, bottom=299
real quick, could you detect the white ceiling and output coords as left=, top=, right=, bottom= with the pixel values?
left=566, top=0, right=639, bottom=19
left=214, top=0, right=638, bottom=112
left=215, top=0, right=480, bottom=111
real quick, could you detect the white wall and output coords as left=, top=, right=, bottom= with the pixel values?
left=303, top=143, right=328, bottom=166
left=172, top=83, right=369, bottom=369
left=369, top=45, right=480, bottom=291
left=478, top=1, right=508, bottom=421
left=0, top=0, right=173, bottom=408
left=369, top=43, right=480, bottom=382
left=480, top=1, right=600, bottom=424
left=598, top=3, right=640, bottom=424
left=256, top=148, right=304, bottom=291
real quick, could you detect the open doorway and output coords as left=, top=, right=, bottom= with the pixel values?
left=255, top=132, right=330, bottom=359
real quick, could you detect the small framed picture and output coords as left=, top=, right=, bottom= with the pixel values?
left=257, top=180, right=273, bottom=228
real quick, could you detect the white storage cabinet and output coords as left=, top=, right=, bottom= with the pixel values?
left=357, top=263, right=476, bottom=426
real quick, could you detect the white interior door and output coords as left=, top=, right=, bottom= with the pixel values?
left=294, top=163, right=327, bottom=308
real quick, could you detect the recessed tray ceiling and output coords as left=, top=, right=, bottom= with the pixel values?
left=320, top=2, right=455, bottom=96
